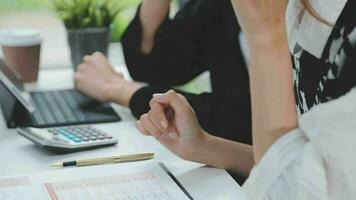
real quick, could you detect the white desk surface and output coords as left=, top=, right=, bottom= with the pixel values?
left=0, top=67, right=249, bottom=200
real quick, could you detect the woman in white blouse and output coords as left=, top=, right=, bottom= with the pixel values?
left=135, top=0, right=356, bottom=199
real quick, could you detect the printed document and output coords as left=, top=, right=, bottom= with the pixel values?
left=0, top=161, right=191, bottom=200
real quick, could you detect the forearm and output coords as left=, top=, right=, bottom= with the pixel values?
left=189, top=133, right=254, bottom=176
left=248, top=33, right=298, bottom=162
left=140, top=0, right=170, bottom=54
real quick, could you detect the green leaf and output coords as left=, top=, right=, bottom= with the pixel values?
left=95, top=9, right=104, bottom=27
left=81, top=17, right=92, bottom=28
left=53, top=0, right=134, bottom=29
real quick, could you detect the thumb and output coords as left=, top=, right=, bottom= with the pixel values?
left=152, top=90, right=190, bottom=116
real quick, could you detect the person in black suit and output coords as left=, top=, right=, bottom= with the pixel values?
left=74, top=0, right=251, bottom=145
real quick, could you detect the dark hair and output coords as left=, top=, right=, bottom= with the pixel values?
left=301, top=0, right=334, bottom=27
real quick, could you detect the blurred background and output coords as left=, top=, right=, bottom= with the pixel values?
left=0, top=0, right=210, bottom=93
left=0, top=0, right=144, bottom=69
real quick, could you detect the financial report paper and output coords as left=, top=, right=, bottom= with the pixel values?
left=0, top=161, right=191, bottom=200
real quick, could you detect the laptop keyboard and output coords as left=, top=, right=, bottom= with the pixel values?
left=30, top=90, right=88, bottom=125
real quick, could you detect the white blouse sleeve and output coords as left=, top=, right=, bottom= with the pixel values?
left=242, top=129, right=328, bottom=200
left=242, top=88, right=356, bottom=200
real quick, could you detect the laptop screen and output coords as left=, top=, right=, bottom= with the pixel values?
left=0, top=79, right=17, bottom=124
left=0, top=60, right=35, bottom=122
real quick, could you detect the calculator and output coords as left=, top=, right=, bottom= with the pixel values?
left=17, top=125, right=118, bottom=153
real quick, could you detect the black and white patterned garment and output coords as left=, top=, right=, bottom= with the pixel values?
left=243, top=2, right=356, bottom=199
left=243, top=3, right=356, bottom=199
left=293, top=1, right=356, bottom=115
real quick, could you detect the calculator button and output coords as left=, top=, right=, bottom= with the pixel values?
left=89, top=136, right=98, bottom=141
left=83, top=133, right=91, bottom=137
left=73, top=138, right=82, bottom=143
left=67, top=134, right=76, bottom=139
left=58, top=130, right=68, bottom=136
left=75, top=133, right=84, bottom=137
left=54, top=131, right=61, bottom=135
left=46, top=126, right=113, bottom=143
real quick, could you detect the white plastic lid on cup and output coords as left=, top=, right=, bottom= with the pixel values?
left=0, top=29, right=42, bottom=47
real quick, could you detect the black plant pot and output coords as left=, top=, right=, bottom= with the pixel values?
left=67, top=28, right=109, bottom=70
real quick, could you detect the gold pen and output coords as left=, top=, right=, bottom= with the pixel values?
left=50, top=152, right=154, bottom=168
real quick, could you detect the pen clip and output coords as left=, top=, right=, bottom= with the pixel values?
left=118, top=152, right=154, bottom=163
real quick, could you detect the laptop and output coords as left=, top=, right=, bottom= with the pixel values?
left=0, top=59, right=121, bottom=128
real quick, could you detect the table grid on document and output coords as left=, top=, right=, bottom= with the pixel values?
left=0, top=177, right=31, bottom=188
left=44, top=172, right=175, bottom=200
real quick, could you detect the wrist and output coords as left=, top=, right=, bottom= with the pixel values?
left=246, top=28, right=289, bottom=55
left=249, top=36, right=289, bottom=68
left=103, top=80, right=144, bottom=107
left=141, top=35, right=155, bottom=54
left=184, top=131, right=215, bottom=163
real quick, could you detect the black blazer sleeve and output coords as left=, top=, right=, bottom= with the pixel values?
left=129, top=86, right=252, bottom=144
left=121, top=2, right=208, bottom=86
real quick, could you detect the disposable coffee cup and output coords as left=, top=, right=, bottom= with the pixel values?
left=0, top=29, right=42, bottom=83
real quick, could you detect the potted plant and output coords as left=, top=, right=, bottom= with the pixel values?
left=53, top=0, right=127, bottom=70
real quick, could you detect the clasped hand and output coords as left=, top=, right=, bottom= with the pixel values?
left=136, top=90, right=208, bottom=160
